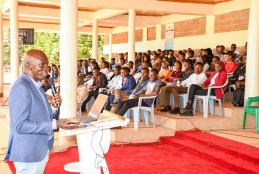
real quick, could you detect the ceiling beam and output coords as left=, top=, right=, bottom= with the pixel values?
left=3, top=6, right=94, bottom=20
left=78, top=0, right=215, bottom=15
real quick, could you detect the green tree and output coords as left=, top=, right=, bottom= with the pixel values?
left=3, top=30, right=105, bottom=64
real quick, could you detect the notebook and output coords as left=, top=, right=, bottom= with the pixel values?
left=66, top=94, right=108, bottom=125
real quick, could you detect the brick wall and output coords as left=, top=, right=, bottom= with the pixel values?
left=161, top=24, right=165, bottom=39
left=147, top=26, right=156, bottom=40
left=214, top=9, right=249, bottom=33
left=174, top=17, right=206, bottom=38
left=112, top=32, right=128, bottom=44
left=104, top=35, right=109, bottom=45
left=135, top=29, right=143, bottom=42
left=105, top=29, right=143, bottom=45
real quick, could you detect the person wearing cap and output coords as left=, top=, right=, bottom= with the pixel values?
left=223, top=51, right=237, bottom=74
left=159, top=61, right=170, bottom=84
left=181, top=61, right=227, bottom=116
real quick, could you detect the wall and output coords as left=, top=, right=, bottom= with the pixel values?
left=103, top=0, right=250, bottom=57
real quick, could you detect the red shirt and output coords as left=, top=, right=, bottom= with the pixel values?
left=224, top=61, right=237, bottom=73
left=96, top=75, right=101, bottom=87
left=167, top=70, right=182, bottom=82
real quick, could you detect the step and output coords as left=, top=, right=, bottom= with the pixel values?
left=110, top=121, right=175, bottom=143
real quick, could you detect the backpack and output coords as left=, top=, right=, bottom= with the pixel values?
left=232, top=88, right=244, bottom=107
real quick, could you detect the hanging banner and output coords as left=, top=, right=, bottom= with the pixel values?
left=164, top=23, right=174, bottom=50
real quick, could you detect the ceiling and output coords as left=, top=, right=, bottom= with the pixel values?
left=1, top=0, right=234, bottom=34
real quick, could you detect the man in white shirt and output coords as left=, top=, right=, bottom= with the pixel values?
left=160, top=62, right=206, bottom=114
left=231, top=44, right=240, bottom=55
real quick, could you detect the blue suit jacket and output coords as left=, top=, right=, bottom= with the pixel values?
left=5, top=73, right=54, bottom=162
left=120, top=74, right=136, bottom=93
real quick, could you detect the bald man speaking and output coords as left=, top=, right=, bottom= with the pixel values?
left=4, top=49, right=78, bottom=174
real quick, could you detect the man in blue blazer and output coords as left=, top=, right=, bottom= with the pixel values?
left=5, top=49, right=77, bottom=174
left=109, top=67, right=136, bottom=104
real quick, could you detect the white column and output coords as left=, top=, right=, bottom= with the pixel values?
left=60, top=1, right=78, bottom=121
left=10, top=0, right=19, bottom=84
left=245, top=0, right=259, bottom=100
left=142, top=27, right=147, bottom=42
left=109, top=34, right=112, bottom=60
left=59, top=0, right=78, bottom=145
left=0, top=10, right=3, bottom=97
left=92, top=20, right=98, bottom=61
left=156, top=24, right=161, bottom=40
left=128, top=9, right=136, bottom=64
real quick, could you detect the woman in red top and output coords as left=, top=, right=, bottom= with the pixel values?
left=181, top=61, right=227, bottom=116
left=167, top=61, right=182, bottom=83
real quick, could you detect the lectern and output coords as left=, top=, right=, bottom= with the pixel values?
left=62, top=110, right=129, bottom=174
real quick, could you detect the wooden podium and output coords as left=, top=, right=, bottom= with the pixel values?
left=61, top=110, right=129, bottom=174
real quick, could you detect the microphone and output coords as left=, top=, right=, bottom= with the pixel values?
left=49, top=78, right=60, bottom=107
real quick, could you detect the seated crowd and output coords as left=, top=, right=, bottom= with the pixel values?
left=43, top=42, right=247, bottom=117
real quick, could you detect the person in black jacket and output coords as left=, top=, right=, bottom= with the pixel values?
left=81, top=67, right=108, bottom=112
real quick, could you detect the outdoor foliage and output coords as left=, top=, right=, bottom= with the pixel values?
left=3, top=30, right=105, bottom=64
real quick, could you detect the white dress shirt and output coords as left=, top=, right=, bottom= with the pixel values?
left=181, top=72, right=207, bottom=86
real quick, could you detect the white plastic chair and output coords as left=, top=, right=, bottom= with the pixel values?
left=193, top=79, right=228, bottom=118
left=124, top=95, right=158, bottom=129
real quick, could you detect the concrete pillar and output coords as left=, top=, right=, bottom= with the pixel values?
left=128, top=9, right=136, bottom=64
left=0, top=10, right=3, bottom=97
left=109, top=34, right=112, bottom=60
left=245, top=0, right=259, bottom=100
left=92, top=20, right=98, bottom=61
left=10, top=0, right=19, bottom=84
left=59, top=0, right=78, bottom=145
left=156, top=24, right=161, bottom=41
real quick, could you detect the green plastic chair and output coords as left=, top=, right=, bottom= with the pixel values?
left=243, top=96, right=259, bottom=133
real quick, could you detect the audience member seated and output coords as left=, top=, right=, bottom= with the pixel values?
left=187, top=50, right=196, bottom=64
left=128, top=61, right=135, bottom=75
left=151, top=53, right=158, bottom=67
left=167, top=61, right=182, bottom=84
left=111, top=67, right=137, bottom=104
left=225, top=54, right=246, bottom=92
left=181, top=61, right=227, bottom=116
left=205, top=56, right=220, bottom=77
left=152, top=56, right=162, bottom=72
left=168, top=50, right=176, bottom=66
left=178, top=52, right=186, bottom=71
left=100, top=61, right=110, bottom=75
left=76, top=75, right=88, bottom=111
left=137, top=61, right=152, bottom=73
left=79, top=60, right=92, bottom=76
left=109, top=58, right=116, bottom=71
left=159, top=62, right=206, bottom=113
left=159, top=61, right=170, bottom=84
left=117, top=69, right=162, bottom=116
left=105, top=66, right=122, bottom=94
left=200, top=55, right=210, bottom=72
left=119, top=57, right=129, bottom=68
left=51, top=65, right=59, bottom=79
left=231, top=43, right=240, bottom=55
left=81, top=68, right=108, bottom=112
left=178, top=59, right=194, bottom=82
left=158, top=60, right=193, bottom=110
left=215, top=45, right=225, bottom=62
left=108, top=68, right=150, bottom=111
left=223, top=51, right=237, bottom=74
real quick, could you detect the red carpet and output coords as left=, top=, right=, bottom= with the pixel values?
left=7, top=129, right=259, bottom=174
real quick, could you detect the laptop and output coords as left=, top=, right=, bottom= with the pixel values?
left=66, top=94, right=108, bottom=125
